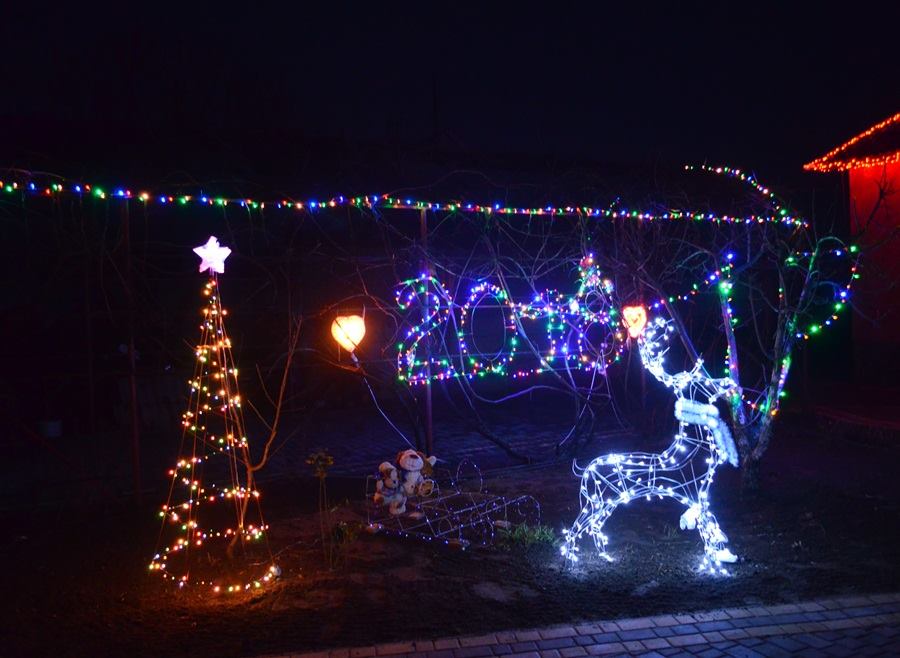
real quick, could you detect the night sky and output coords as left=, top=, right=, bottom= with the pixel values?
left=2, top=4, right=898, bottom=190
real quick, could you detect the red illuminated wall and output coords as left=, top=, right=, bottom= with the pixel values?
left=850, top=162, right=900, bottom=347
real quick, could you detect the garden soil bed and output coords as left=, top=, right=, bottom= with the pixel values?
left=3, top=416, right=900, bottom=657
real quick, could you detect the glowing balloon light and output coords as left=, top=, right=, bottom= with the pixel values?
left=332, top=315, right=366, bottom=352
left=622, top=305, right=648, bottom=338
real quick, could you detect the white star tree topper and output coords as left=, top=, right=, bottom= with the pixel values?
left=193, top=236, right=231, bottom=274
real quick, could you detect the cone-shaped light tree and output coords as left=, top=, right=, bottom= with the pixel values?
left=150, top=236, right=278, bottom=593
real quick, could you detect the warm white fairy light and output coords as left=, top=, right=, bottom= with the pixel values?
left=562, top=313, right=740, bottom=575
left=150, top=239, right=276, bottom=593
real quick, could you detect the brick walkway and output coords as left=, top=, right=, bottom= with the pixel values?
left=268, top=593, right=900, bottom=657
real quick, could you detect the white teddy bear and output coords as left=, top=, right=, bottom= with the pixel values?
left=396, top=449, right=437, bottom=498
left=373, top=461, right=406, bottom=515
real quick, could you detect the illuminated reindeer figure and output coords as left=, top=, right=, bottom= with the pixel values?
left=561, top=309, right=740, bottom=574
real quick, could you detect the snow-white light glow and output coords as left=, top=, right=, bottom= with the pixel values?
left=561, top=314, right=740, bottom=575
left=193, top=236, right=232, bottom=274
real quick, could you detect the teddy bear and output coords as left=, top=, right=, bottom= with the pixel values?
left=373, top=461, right=406, bottom=515
left=396, top=449, right=437, bottom=498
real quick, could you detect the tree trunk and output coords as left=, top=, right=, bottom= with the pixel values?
left=740, top=456, right=760, bottom=494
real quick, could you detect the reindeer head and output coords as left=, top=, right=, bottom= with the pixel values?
left=624, top=309, right=740, bottom=467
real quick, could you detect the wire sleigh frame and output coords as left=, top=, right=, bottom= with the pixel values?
left=365, top=459, right=541, bottom=549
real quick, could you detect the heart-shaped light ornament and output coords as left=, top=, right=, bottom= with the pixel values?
left=622, top=305, right=648, bottom=339
left=331, top=315, right=366, bottom=352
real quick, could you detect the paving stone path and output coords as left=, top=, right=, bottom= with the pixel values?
left=265, top=592, right=900, bottom=657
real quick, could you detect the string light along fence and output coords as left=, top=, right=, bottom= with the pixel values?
left=561, top=314, right=740, bottom=575
left=149, top=238, right=278, bottom=593
left=366, top=459, right=541, bottom=549
left=0, top=164, right=807, bottom=226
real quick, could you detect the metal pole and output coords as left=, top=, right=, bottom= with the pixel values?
left=123, top=203, right=141, bottom=503
left=420, top=209, right=434, bottom=456
left=85, top=251, right=96, bottom=435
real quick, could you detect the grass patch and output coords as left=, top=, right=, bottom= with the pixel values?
left=496, top=523, right=559, bottom=550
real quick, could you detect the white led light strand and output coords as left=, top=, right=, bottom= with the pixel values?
left=561, top=315, right=740, bottom=575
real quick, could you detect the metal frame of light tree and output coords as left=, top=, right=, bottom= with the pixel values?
left=150, top=238, right=278, bottom=593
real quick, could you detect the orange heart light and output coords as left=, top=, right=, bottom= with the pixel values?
left=622, top=305, right=648, bottom=339
left=331, top=315, right=366, bottom=352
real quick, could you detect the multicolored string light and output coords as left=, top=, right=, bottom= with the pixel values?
left=791, top=250, right=860, bottom=341
left=395, top=275, right=458, bottom=383
left=395, top=246, right=858, bottom=392
left=512, top=255, right=622, bottom=377
left=685, top=164, right=799, bottom=223
left=0, top=169, right=807, bottom=227
left=708, top=244, right=860, bottom=419
left=459, top=282, right=519, bottom=377
left=395, top=255, right=625, bottom=385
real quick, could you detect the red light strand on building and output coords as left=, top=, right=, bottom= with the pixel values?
left=804, top=112, right=900, bottom=173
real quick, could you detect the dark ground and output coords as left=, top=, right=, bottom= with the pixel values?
left=2, top=410, right=900, bottom=658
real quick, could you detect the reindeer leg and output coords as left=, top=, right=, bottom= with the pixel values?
left=561, top=506, right=591, bottom=564
left=589, top=504, right=615, bottom=562
left=562, top=500, right=615, bottom=564
left=679, top=501, right=701, bottom=530
left=696, top=503, right=737, bottom=573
